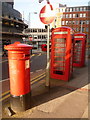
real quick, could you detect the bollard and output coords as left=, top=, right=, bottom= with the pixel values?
left=4, top=42, right=32, bottom=113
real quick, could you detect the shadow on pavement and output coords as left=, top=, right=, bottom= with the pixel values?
left=31, top=60, right=89, bottom=108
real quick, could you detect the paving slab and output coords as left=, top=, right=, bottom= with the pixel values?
left=29, top=87, right=88, bottom=118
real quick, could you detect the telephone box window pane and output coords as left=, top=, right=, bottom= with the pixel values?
left=74, top=40, right=82, bottom=63
left=54, top=44, right=66, bottom=47
left=55, top=38, right=65, bottom=42
left=53, top=38, right=66, bottom=75
left=54, top=57, right=65, bottom=61
left=54, top=48, right=66, bottom=52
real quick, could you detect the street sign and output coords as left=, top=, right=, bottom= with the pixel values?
left=39, top=2, right=55, bottom=87
left=39, top=3, right=55, bottom=24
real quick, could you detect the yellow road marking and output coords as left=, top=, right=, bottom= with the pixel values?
left=31, top=74, right=46, bottom=84
left=31, top=54, right=35, bottom=58
left=0, top=72, right=46, bottom=102
left=0, top=60, right=8, bottom=63
left=0, top=90, right=10, bottom=97
left=0, top=94, right=10, bottom=102
left=31, top=72, right=45, bottom=81
left=38, top=53, right=42, bottom=56
left=1, top=72, right=45, bottom=96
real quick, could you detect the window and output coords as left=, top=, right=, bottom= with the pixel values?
left=42, top=35, right=44, bottom=39
left=62, top=21, right=64, bottom=25
left=76, top=14, right=79, bottom=17
left=73, top=8, right=76, bottom=11
left=76, top=28, right=79, bottom=32
left=83, top=21, right=85, bottom=24
left=34, top=35, right=37, bottom=39
left=83, top=13, right=86, bottom=17
left=30, top=29, right=33, bottom=32
left=66, top=14, right=68, bottom=18
left=70, top=8, right=72, bottom=12
left=86, top=20, right=89, bottom=24
left=68, top=21, right=72, bottom=24
left=73, top=14, right=76, bottom=18
left=38, top=35, right=41, bottom=39
left=69, top=14, right=72, bottom=18
left=79, top=20, right=82, bottom=24
left=86, top=28, right=89, bottom=32
left=43, top=29, right=47, bottom=32
left=33, top=29, right=35, bottom=32
left=72, top=21, right=75, bottom=24
left=80, top=13, right=83, bottom=17
left=80, top=7, right=82, bottom=11
left=66, top=8, right=69, bottom=12
left=66, top=21, right=68, bottom=25
left=42, top=29, right=44, bottom=32
left=76, top=21, right=79, bottom=25
left=34, top=29, right=37, bottom=32
left=44, top=35, right=46, bottom=39
left=76, top=7, right=79, bottom=11
left=38, top=29, right=41, bottom=32
left=83, top=7, right=86, bottom=11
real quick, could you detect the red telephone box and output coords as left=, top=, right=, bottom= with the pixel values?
left=50, top=27, right=74, bottom=81
left=41, top=44, right=47, bottom=51
left=73, top=33, right=86, bottom=67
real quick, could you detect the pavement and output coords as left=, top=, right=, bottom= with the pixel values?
left=1, top=56, right=89, bottom=119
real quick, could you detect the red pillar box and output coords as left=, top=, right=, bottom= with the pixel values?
left=73, top=33, right=87, bottom=67
left=50, top=27, right=74, bottom=81
left=5, top=42, right=32, bottom=112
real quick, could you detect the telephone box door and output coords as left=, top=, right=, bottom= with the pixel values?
left=50, top=27, right=74, bottom=81
left=73, top=33, right=86, bottom=67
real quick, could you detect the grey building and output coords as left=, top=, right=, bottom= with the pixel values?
left=0, top=0, right=28, bottom=54
left=24, top=28, right=48, bottom=49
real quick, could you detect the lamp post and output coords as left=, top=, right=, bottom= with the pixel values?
left=28, top=12, right=37, bottom=28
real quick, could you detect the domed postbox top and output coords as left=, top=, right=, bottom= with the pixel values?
left=4, top=42, right=33, bottom=51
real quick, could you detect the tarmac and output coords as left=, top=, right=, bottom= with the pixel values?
left=1, top=55, right=89, bottom=120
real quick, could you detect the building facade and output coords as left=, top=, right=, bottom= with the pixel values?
left=51, top=4, right=66, bottom=28
left=24, top=28, right=48, bottom=49
left=52, top=4, right=90, bottom=43
left=0, top=1, right=28, bottom=53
